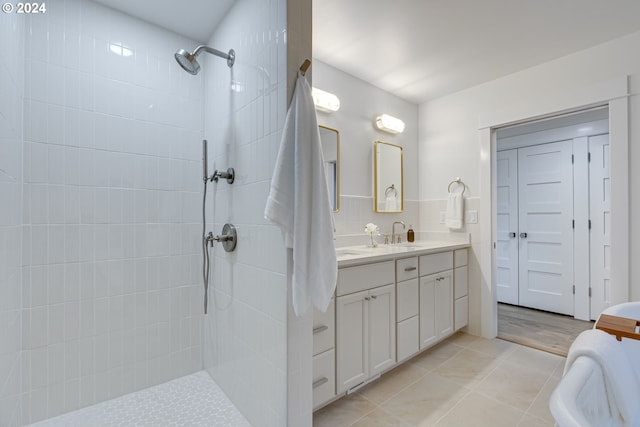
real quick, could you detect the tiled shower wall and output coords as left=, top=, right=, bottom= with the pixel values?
left=0, top=10, right=25, bottom=427
left=20, top=1, right=204, bottom=423
left=202, top=0, right=289, bottom=426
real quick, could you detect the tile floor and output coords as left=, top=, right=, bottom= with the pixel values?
left=28, top=371, right=252, bottom=427
left=313, top=332, right=563, bottom=427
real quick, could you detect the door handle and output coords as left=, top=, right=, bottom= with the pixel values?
left=509, top=232, right=516, bottom=238
left=519, top=232, right=527, bottom=238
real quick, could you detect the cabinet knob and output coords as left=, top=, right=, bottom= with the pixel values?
left=364, top=297, right=370, bottom=301
left=371, top=295, right=377, bottom=299
left=509, top=232, right=516, bottom=238
left=520, top=232, right=528, bottom=238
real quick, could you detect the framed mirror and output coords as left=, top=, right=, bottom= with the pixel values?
left=319, top=125, right=340, bottom=212
left=374, top=141, right=403, bottom=213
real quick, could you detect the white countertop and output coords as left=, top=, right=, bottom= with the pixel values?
left=336, top=240, right=470, bottom=267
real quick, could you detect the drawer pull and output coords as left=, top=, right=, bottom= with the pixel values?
left=313, top=325, right=328, bottom=334
left=312, top=377, right=328, bottom=388
left=404, top=266, right=417, bottom=272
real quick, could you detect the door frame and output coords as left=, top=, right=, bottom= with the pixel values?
left=477, top=76, right=629, bottom=338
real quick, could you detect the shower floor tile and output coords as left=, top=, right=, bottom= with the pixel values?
left=28, top=371, right=252, bottom=427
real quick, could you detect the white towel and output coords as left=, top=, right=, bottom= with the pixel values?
left=445, top=191, right=464, bottom=230
left=385, top=195, right=397, bottom=211
left=564, top=329, right=640, bottom=424
left=264, top=71, right=337, bottom=316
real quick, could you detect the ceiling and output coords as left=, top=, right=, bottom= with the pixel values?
left=96, top=0, right=640, bottom=105
left=93, top=0, right=236, bottom=43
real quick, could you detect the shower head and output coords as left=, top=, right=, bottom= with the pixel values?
left=174, top=45, right=235, bottom=75
left=175, top=48, right=200, bottom=75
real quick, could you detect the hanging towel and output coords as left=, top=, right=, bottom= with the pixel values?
left=564, top=329, right=640, bottom=424
left=385, top=195, right=397, bottom=211
left=264, top=71, right=338, bottom=316
left=445, top=191, right=464, bottom=230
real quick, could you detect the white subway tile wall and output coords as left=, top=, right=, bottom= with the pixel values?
left=0, top=8, right=25, bottom=427
left=20, top=0, right=205, bottom=423
left=201, top=0, right=289, bottom=426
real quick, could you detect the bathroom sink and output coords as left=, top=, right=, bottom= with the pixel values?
left=335, top=248, right=369, bottom=257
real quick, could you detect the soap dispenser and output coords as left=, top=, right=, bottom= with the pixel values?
left=407, top=225, right=415, bottom=243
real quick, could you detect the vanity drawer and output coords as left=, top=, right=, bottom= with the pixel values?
left=396, top=257, right=419, bottom=282
left=337, top=260, right=395, bottom=296
left=454, top=249, right=468, bottom=268
left=313, top=348, right=336, bottom=409
left=313, top=299, right=335, bottom=356
left=396, top=278, right=418, bottom=321
left=397, top=316, right=419, bottom=362
left=419, top=252, right=453, bottom=276
left=454, top=266, right=468, bottom=300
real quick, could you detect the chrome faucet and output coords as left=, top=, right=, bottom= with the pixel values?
left=392, top=221, right=405, bottom=244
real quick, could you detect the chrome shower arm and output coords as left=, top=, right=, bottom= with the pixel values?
left=192, top=45, right=235, bottom=67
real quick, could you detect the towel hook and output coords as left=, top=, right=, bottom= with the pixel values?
left=299, top=59, right=311, bottom=76
left=447, top=177, right=466, bottom=196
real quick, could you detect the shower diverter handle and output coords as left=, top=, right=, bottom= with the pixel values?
left=212, top=223, right=237, bottom=252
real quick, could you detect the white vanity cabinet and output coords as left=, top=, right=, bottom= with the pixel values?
left=419, top=252, right=454, bottom=349
left=454, top=249, right=469, bottom=331
left=336, top=262, right=396, bottom=394
left=312, top=299, right=335, bottom=409
left=318, top=241, right=470, bottom=411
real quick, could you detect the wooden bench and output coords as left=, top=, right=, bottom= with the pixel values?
left=595, top=313, right=640, bottom=341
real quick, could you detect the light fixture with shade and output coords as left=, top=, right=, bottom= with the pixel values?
left=375, top=114, right=405, bottom=134
left=312, top=87, right=340, bottom=112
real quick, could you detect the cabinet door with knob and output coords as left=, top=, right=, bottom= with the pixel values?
left=368, top=284, right=396, bottom=377
left=419, top=270, right=453, bottom=349
left=336, top=284, right=396, bottom=393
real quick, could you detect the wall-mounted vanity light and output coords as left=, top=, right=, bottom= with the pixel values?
left=375, top=113, right=405, bottom=134
left=312, top=87, right=340, bottom=112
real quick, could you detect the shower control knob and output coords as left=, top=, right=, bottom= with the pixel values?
left=212, top=168, right=235, bottom=184
left=213, top=223, right=237, bottom=252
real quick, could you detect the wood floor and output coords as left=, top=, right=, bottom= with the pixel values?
left=497, top=303, right=594, bottom=356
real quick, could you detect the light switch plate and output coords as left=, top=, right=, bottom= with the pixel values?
left=465, top=210, right=478, bottom=224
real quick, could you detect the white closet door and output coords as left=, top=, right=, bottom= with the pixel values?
left=589, top=134, right=611, bottom=319
left=518, top=140, right=574, bottom=315
left=496, top=149, right=519, bottom=305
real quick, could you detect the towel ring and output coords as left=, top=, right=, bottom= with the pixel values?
left=447, top=177, right=466, bottom=196
left=385, top=184, right=398, bottom=197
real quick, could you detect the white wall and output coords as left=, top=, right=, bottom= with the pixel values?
left=419, top=31, right=640, bottom=335
left=202, top=0, right=289, bottom=426
left=313, top=60, right=419, bottom=244
left=19, top=1, right=204, bottom=423
left=0, top=9, right=24, bottom=427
